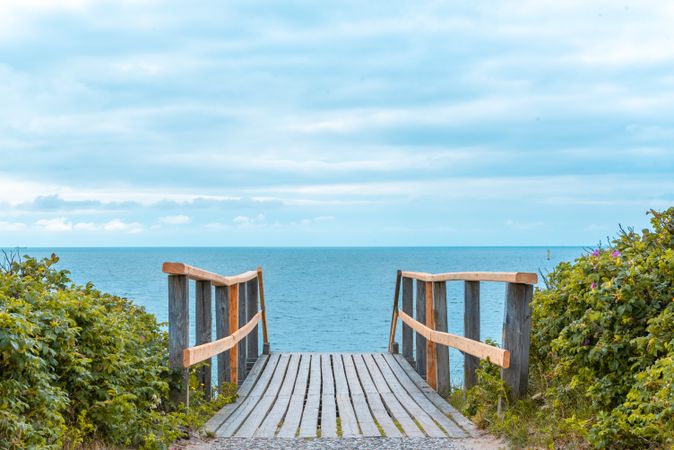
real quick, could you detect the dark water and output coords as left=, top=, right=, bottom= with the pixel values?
left=15, top=247, right=583, bottom=384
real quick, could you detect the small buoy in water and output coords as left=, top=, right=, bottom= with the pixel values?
left=547, top=249, right=551, bottom=260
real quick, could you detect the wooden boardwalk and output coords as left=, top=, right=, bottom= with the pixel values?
left=203, top=352, right=478, bottom=439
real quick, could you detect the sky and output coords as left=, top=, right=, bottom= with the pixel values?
left=0, top=0, right=673, bottom=246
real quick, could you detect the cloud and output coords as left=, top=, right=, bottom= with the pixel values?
left=35, top=217, right=73, bottom=231
left=0, top=221, right=27, bottom=231
left=158, top=214, right=191, bottom=225
left=233, top=214, right=265, bottom=227
left=103, top=219, right=143, bottom=233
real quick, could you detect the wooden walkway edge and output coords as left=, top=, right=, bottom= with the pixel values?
left=204, top=352, right=477, bottom=439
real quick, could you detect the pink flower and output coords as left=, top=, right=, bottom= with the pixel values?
left=611, top=250, right=621, bottom=258
left=591, top=249, right=601, bottom=257
left=591, top=282, right=597, bottom=290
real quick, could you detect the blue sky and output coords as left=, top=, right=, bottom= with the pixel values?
left=0, top=0, right=672, bottom=246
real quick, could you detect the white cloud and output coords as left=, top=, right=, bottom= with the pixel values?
left=103, top=219, right=143, bottom=233
left=35, top=217, right=72, bottom=231
left=0, top=221, right=27, bottom=231
left=233, top=214, right=265, bottom=227
left=73, top=222, right=98, bottom=231
left=159, top=214, right=191, bottom=225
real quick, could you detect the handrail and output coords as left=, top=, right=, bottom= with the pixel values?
left=398, top=311, right=510, bottom=368
left=183, top=311, right=262, bottom=367
left=163, top=262, right=258, bottom=286
left=401, top=271, right=537, bottom=285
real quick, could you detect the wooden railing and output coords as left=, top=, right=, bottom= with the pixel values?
left=388, top=270, right=536, bottom=402
left=163, top=262, right=270, bottom=407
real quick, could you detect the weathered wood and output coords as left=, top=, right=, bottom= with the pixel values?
left=501, top=282, right=534, bottom=403
left=401, top=277, right=414, bottom=365
left=332, top=352, right=360, bottom=436
left=401, top=270, right=538, bottom=285
left=464, top=280, right=480, bottom=389
left=278, top=354, right=310, bottom=437
left=245, top=278, right=259, bottom=369
left=203, top=354, right=271, bottom=435
left=425, top=281, right=437, bottom=390
left=392, top=353, right=479, bottom=437
left=182, top=312, right=262, bottom=367
left=388, top=270, right=402, bottom=352
left=218, top=353, right=288, bottom=437
left=382, top=353, right=467, bottom=438
left=433, top=281, right=450, bottom=396
left=215, top=286, right=229, bottom=388
left=238, top=284, right=247, bottom=382
left=163, top=262, right=257, bottom=286
left=342, top=354, right=380, bottom=436
left=228, top=284, right=239, bottom=385
left=256, top=267, right=270, bottom=354
left=398, top=311, right=510, bottom=368
left=168, top=275, right=189, bottom=406
left=299, top=354, right=321, bottom=437
left=415, top=280, right=426, bottom=379
left=195, top=280, right=213, bottom=398
left=372, top=353, right=445, bottom=437
left=254, top=353, right=300, bottom=437
left=352, top=354, right=401, bottom=437
left=320, top=354, right=337, bottom=437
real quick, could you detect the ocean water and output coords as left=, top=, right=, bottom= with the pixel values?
left=15, top=247, right=583, bottom=385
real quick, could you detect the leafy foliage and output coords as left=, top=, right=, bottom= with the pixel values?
left=0, top=254, right=234, bottom=449
left=453, top=208, right=674, bottom=448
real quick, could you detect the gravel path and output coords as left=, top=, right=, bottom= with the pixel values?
left=175, top=436, right=506, bottom=450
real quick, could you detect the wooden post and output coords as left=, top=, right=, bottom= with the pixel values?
left=415, top=280, right=426, bottom=379
left=433, top=281, right=450, bottom=396
left=388, top=270, right=402, bottom=353
left=228, top=283, right=239, bottom=385
left=168, top=275, right=189, bottom=406
left=401, top=277, right=414, bottom=365
left=501, top=282, right=534, bottom=403
left=245, top=277, right=259, bottom=371
left=425, top=281, right=437, bottom=389
left=257, top=267, right=270, bottom=355
left=215, top=285, right=230, bottom=388
left=464, top=281, right=480, bottom=389
left=238, top=283, right=247, bottom=382
left=195, top=280, right=212, bottom=398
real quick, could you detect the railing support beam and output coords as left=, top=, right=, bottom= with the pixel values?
left=415, top=280, right=427, bottom=378
left=401, top=277, right=414, bottom=365
left=433, top=281, right=450, bottom=396
left=195, top=280, right=212, bottom=398
left=246, top=278, right=259, bottom=371
left=501, top=282, right=533, bottom=403
left=168, top=275, right=189, bottom=407
left=215, top=285, right=230, bottom=388
left=464, top=281, right=480, bottom=389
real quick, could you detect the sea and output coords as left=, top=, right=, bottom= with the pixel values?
left=12, top=247, right=584, bottom=385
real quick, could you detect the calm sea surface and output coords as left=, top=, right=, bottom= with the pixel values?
left=15, top=247, right=583, bottom=384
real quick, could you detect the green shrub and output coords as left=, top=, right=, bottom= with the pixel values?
left=0, top=254, right=233, bottom=449
left=453, top=207, right=674, bottom=449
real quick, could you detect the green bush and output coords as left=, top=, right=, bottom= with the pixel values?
left=454, top=207, right=674, bottom=448
left=0, top=254, right=233, bottom=449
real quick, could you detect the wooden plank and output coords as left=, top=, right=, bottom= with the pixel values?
left=196, top=280, right=213, bottom=398
left=342, top=354, right=380, bottom=436
left=320, top=354, right=337, bottom=438
left=464, top=280, right=480, bottom=389
left=433, top=281, right=450, bottom=396
left=425, top=281, right=437, bottom=390
left=401, top=277, right=414, bottom=365
left=401, top=270, right=538, bottom=285
left=168, top=275, right=189, bottom=406
left=163, top=262, right=258, bottom=286
left=388, top=270, right=402, bottom=352
left=416, top=280, right=426, bottom=379
left=278, top=354, right=310, bottom=437
left=381, top=352, right=466, bottom=437
left=216, top=353, right=285, bottom=437
left=361, top=353, right=423, bottom=437
left=228, top=284, right=239, bottom=385
left=299, top=354, right=321, bottom=437
left=372, top=353, right=446, bottom=437
left=215, top=285, right=229, bottom=388
left=391, top=353, right=479, bottom=437
left=183, top=312, right=262, bottom=367
left=501, top=282, right=534, bottom=402
left=254, top=353, right=301, bottom=437
left=333, top=352, right=360, bottom=437
left=256, top=266, right=270, bottom=353
left=245, top=278, right=259, bottom=368
left=238, top=284, right=247, bottom=382
left=399, top=311, right=510, bottom=368
left=352, top=354, right=402, bottom=437
left=203, top=354, right=271, bottom=435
